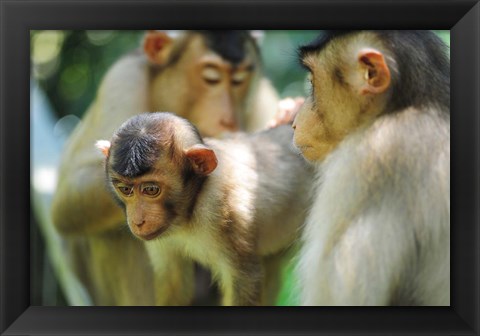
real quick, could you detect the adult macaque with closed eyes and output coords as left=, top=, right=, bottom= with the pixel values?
left=96, top=112, right=313, bottom=306
left=293, top=30, right=450, bottom=305
left=50, top=30, right=280, bottom=305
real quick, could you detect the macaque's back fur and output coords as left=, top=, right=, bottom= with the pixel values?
left=205, top=125, right=313, bottom=256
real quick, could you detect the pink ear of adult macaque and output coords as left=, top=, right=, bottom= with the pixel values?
left=185, top=145, right=218, bottom=176
left=358, top=48, right=391, bottom=95
left=143, top=30, right=174, bottom=65
left=95, top=140, right=111, bottom=157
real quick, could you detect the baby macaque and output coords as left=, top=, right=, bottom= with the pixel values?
left=97, top=112, right=313, bottom=305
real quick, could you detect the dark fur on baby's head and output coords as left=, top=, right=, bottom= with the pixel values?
left=108, top=112, right=203, bottom=178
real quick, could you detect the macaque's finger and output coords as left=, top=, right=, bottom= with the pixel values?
left=269, top=97, right=306, bottom=128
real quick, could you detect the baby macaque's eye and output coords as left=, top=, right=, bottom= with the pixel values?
left=141, top=183, right=161, bottom=197
left=117, top=184, right=133, bottom=197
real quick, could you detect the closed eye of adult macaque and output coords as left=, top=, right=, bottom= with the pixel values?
left=293, top=30, right=450, bottom=305
left=96, top=112, right=313, bottom=306
left=50, top=30, right=280, bottom=305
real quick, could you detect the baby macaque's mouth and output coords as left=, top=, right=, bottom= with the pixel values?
left=139, top=226, right=169, bottom=241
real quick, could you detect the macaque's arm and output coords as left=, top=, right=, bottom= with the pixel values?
left=215, top=249, right=264, bottom=306
left=145, top=243, right=195, bottom=305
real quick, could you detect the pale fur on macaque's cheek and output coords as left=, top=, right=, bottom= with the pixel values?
left=293, top=108, right=326, bottom=159
left=293, top=119, right=340, bottom=162
left=297, top=146, right=318, bottom=162
left=296, top=139, right=333, bottom=162
left=293, top=133, right=317, bottom=162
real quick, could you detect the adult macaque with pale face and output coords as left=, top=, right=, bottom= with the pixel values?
left=293, top=30, right=450, bottom=305
left=51, top=30, right=280, bottom=305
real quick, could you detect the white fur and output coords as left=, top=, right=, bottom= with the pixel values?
left=95, top=140, right=110, bottom=152
left=298, top=108, right=450, bottom=306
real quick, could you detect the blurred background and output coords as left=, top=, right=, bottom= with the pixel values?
left=30, top=30, right=450, bottom=306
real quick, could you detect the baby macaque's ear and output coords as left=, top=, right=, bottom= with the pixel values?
left=95, top=140, right=111, bottom=157
left=185, top=144, right=218, bottom=176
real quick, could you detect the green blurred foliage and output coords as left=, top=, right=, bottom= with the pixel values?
left=262, top=31, right=320, bottom=98
left=435, top=30, right=451, bottom=47
left=31, top=31, right=143, bottom=118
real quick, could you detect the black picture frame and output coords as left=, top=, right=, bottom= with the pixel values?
left=1, top=0, right=479, bottom=335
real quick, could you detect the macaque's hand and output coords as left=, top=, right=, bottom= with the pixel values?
left=268, top=97, right=305, bottom=128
